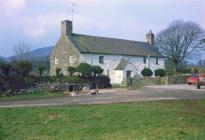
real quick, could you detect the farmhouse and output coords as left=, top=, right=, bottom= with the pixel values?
left=50, top=20, right=165, bottom=84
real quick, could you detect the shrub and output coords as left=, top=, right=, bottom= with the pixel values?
left=56, top=68, right=63, bottom=77
left=77, top=63, right=92, bottom=77
left=14, top=60, right=32, bottom=77
left=141, top=68, right=153, bottom=77
left=38, top=66, right=45, bottom=77
left=67, top=66, right=77, bottom=76
left=95, top=75, right=111, bottom=89
left=91, top=66, right=103, bottom=76
left=155, top=69, right=165, bottom=77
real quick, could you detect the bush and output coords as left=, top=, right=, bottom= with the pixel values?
left=141, top=68, right=153, bottom=77
left=155, top=69, right=165, bottom=77
left=77, top=63, right=92, bottom=77
left=38, top=66, right=45, bottom=77
left=14, top=60, right=32, bottom=76
left=91, top=66, right=103, bottom=76
left=67, top=66, right=77, bottom=76
left=95, top=75, right=111, bottom=89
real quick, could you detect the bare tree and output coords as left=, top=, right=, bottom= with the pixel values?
left=156, top=20, right=205, bottom=72
left=14, top=41, right=31, bottom=60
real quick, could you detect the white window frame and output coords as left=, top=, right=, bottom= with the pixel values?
left=69, top=56, right=74, bottom=64
left=55, top=57, right=58, bottom=64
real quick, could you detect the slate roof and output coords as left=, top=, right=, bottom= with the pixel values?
left=115, top=59, right=129, bottom=70
left=71, top=34, right=163, bottom=57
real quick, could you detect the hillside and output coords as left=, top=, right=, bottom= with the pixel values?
left=6, top=46, right=54, bottom=61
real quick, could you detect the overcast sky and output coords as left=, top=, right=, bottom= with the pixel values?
left=0, top=0, right=205, bottom=57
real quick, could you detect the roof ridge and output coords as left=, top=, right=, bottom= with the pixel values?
left=72, top=33, right=147, bottom=44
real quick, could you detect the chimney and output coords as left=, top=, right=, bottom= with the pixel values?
left=61, top=20, right=72, bottom=36
left=146, top=30, right=154, bottom=45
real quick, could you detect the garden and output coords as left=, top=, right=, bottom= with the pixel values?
left=0, top=59, right=111, bottom=99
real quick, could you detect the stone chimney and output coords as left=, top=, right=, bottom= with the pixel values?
left=61, top=20, right=72, bottom=36
left=146, top=30, right=154, bottom=45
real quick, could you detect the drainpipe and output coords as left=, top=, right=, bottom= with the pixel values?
left=147, top=54, right=150, bottom=68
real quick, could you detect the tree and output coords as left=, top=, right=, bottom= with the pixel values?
left=156, top=20, right=205, bottom=72
left=141, top=68, right=153, bottom=77
left=0, top=62, right=18, bottom=91
left=38, top=66, right=45, bottom=77
left=91, top=66, right=103, bottom=77
left=77, top=63, right=92, bottom=77
left=14, top=41, right=31, bottom=60
left=67, top=66, right=77, bottom=76
left=14, top=60, right=32, bottom=77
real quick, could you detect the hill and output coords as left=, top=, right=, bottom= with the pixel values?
left=5, top=46, right=54, bottom=61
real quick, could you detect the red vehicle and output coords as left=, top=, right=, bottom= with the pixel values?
left=197, top=74, right=205, bottom=89
left=187, top=74, right=199, bottom=85
left=187, top=74, right=205, bottom=89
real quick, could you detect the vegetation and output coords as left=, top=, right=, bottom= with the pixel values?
left=141, top=68, right=153, bottom=77
left=0, top=60, right=34, bottom=94
left=38, top=66, right=46, bottom=77
left=77, top=63, right=92, bottom=77
left=0, top=99, right=205, bottom=139
left=91, top=66, right=103, bottom=77
left=14, top=60, right=32, bottom=77
left=156, top=20, right=205, bottom=72
left=14, top=41, right=31, bottom=60
left=0, top=91, right=63, bottom=101
left=55, top=68, right=63, bottom=78
left=67, top=66, right=77, bottom=76
left=155, top=69, right=166, bottom=77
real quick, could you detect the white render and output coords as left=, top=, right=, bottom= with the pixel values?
left=79, top=53, right=165, bottom=84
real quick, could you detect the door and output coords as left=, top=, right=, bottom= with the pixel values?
left=126, top=71, right=132, bottom=77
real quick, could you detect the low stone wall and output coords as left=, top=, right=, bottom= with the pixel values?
left=127, top=75, right=189, bottom=89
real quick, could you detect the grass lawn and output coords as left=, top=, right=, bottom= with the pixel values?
left=0, top=91, right=64, bottom=101
left=0, top=99, right=205, bottom=140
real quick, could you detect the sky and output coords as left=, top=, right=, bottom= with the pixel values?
left=0, top=0, right=205, bottom=57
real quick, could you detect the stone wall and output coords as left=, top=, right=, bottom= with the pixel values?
left=127, top=75, right=189, bottom=89
left=50, top=36, right=80, bottom=76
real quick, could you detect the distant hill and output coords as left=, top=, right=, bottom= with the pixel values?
left=5, top=46, right=54, bottom=61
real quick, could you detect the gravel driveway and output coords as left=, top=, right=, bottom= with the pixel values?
left=0, top=84, right=205, bottom=108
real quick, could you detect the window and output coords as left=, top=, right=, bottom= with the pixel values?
left=99, top=56, right=104, bottom=63
left=126, top=71, right=132, bottom=77
left=143, top=56, right=146, bottom=64
left=156, top=58, right=159, bottom=65
left=70, top=56, right=74, bottom=64
left=55, top=57, right=58, bottom=64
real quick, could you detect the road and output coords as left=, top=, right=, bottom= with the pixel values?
left=0, top=84, right=205, bottom=108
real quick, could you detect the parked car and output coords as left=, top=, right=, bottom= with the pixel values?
left=196, top=74, right=205, bottom=89
left=186, top=74, right=199, bottom=85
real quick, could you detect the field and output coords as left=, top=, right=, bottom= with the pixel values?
left=0, top=99, right=205, bottom=140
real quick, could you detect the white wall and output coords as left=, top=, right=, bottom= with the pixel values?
left=79, top=53, right=165, bottom=84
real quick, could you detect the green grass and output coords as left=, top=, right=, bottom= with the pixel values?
left=0, top=91, right=64, bottom=101
left=0, top=99, right=205, bottom=140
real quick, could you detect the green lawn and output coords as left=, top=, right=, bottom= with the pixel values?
left=0, top=99, right=205, bottom=140
left=0, top=91, right=64, bottom=101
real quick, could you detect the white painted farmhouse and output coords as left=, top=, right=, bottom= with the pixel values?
left=50, top=20, right=165, bottom=84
